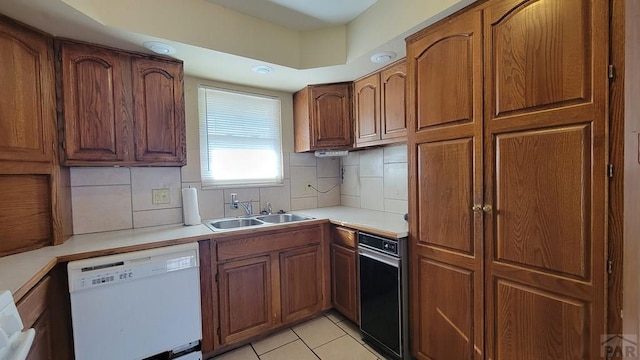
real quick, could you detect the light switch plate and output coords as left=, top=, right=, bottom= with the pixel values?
left=152, top=188, right=171, bottom=205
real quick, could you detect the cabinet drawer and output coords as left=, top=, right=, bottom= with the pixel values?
left=217, top=225, right=320, bottom=261
left=332, top=226, right=357, bottom=248
left=17, top=275, right=51, bottom=328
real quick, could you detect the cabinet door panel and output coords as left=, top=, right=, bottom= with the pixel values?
left=0, top=175, right=51, bottom=256
left=280, top=245, right=322, bottom=323
left=407, top=8, right=484, bottom=360
left=132, top=58, right=185, bottom=164
left=415, top=35, right=474, bottom=130
left=18, top=267, right=73, bottom=360
left=415, top=258, right=474, bottom=360
left=354, top=74, right=380, bottom=145
left=27, top=310, right=53, bottom=360
left=330, top=243, right=358, bottom=323
left=489, top=0, right=590, bottom=117
left=311, top=84, right=352, bottom=149
left=494, top=280, right=587, bottom=359
left=484, top=0, right=608, bottom=358
left=495, top=125, right=590, bottom=279
left=218, top=256, right=272, bottom=345
left=61, top=43, right=129, bottom=162
left=381, top=60, right=407, bottom=140
left=0, top=20, right=54, bottom=162
left=418, top=138, right=474, bottom=255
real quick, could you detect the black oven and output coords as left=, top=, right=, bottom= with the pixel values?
left=358, top=232, right=409, bottom=359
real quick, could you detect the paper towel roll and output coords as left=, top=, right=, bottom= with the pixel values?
left=182, top=187, right=201, bottom=226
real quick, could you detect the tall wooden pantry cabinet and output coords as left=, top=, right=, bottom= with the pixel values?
left=0, top=15, right=72, bottom=256
left=406, top=0, right=609, bottom=359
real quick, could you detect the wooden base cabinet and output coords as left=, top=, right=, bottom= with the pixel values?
left=330, top=226, right=358, bottom=324
left=407, top=0, right=609, bottom=359
left=330, top=244, right=358, bottom=323
left=211, top=224, right=330, bottom=352
left=17, top=265, right=73, bottom=360
left=218, top=256, right=273, bottom=345
left=280, top=245, right=323, bottom=323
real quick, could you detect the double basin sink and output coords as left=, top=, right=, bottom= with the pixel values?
left=205, top=213, right=314, bottom=231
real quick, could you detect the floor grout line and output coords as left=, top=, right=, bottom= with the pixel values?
left=251, top=328, right=300, bottom=358
left=290, top=319, right=347, bottom=352
left=249, top=343, right=260, bottom=359
left=214, top=315, right=381, bottom=360
left=310, top=334, right=349, bottom=360
left=289, top=327, right=313, bottom=350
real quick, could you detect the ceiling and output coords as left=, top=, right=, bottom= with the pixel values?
left=0, top=0, right=475, bottom=93
left=205, top=0, right=379, bottom=31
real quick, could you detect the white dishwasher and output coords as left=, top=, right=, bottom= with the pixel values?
left=68, top=243, right=202, bottom=360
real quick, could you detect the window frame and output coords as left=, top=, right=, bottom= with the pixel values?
left=198, top=85, right=284, bottom=189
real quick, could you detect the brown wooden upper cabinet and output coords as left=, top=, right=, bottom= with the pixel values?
left=293, top=82, right=352, bottom=152
left=131, top=57, right=185, bottom=164
left=354, top=59, right=407, bottom=148
left=0, top=17, right=56, bottom=163
left=57, top=40, right=185, bottom=166
left=0, top=17, right=73, bottom=253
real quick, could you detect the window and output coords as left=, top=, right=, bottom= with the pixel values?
left=198, top=86, right=283, bottom=188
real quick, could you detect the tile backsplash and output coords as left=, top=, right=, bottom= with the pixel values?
left=70, top=167, right=183, bottom=234
left=69, top=145, right=407, bottom=235
left=69, top=153, right=341, bottom=234
left=340, top=144, right=408, bottom=215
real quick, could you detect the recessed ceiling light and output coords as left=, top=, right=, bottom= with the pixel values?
left=143, top=41, right=176, bottom=55
left=370, top=51, right=397, bottom=64
left=251, top=65, right=274, bottom=74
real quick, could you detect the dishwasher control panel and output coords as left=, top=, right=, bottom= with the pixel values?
left=73, top=265, right=139, bottom=290
left=68, top=245, right=198, bottom=292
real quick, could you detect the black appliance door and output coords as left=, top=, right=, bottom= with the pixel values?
left=358, top=246, right=401, bottom=357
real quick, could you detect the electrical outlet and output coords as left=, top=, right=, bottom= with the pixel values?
left=152, top=188, right=171, bottom=205
left=305, top=183, right=315, bottom=195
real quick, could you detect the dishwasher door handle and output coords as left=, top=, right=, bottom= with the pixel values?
left=358, top=246, right=400, bottom=268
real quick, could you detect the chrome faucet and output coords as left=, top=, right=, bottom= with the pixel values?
left=238, top=201, right=252, bottom=216
left=230, top=193, right=253, bottom=216
left=265, top=202, right=273, bottom=215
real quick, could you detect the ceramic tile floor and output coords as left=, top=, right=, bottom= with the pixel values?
left=212, top=311, right=391, bottom=360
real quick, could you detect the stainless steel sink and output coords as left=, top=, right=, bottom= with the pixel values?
left=204, top=213, right=314, bottom=231
left=208, top=218, right=264, bottom=230
left=255, top=214, right=312, bottom=224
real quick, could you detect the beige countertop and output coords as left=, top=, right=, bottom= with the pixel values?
left=0, top=224, right=214, bottom=300
left=0, top=206, right=407, bottom=300
left=296, top=207, right=408, bottom=239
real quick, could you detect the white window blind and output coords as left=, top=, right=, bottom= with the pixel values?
left=199, top=86, right=283, bottom=188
